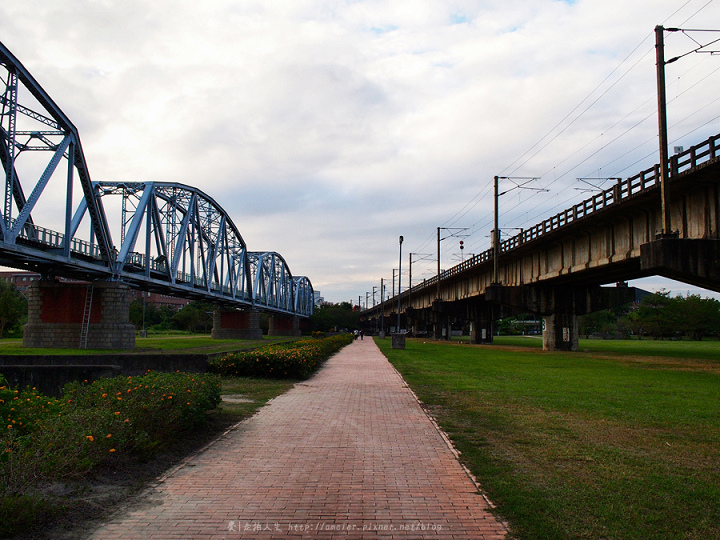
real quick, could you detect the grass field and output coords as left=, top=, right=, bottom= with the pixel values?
left=491, top=334, right=720, bottom=361
left=377, top=337, right=720, bottom=539
left=0, top=334, right=294, bottom=356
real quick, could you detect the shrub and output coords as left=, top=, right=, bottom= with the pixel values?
left=209, top=334, right=353, bottom=379
left=0, top=371, right=221, bottom=535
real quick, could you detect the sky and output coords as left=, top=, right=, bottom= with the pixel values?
left=2, top=0, right=720, bottom=304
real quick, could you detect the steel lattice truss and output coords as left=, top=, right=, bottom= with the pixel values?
left=0, top=41, right=313, bottom=317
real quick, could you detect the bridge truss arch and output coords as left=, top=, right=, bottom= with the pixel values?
left=0, top=40, right=313, bottom=318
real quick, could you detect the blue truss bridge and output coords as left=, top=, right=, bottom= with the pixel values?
left=0, top=41, right=314, bottom=319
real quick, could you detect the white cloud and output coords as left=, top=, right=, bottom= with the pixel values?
left=2, top=0, right=720, bottom=302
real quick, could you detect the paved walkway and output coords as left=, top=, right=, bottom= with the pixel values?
left=89, top=338, right=507, bottom=539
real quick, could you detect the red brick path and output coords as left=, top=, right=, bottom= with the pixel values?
left=90, top=338, right=507, bottom=539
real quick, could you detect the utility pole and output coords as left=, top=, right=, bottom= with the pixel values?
left=436, top=227, right=441, bottom=300
left=655, top=25, right=672, bottom=236
left=493, top=176, right=545, bottom=285
left=493, top=176, right=500, bottom=284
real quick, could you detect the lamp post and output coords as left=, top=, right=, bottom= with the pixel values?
left=397, top=235, right=403, bottom=332
left=380, top=277, right=385, bottom=337
left=372, top=285, right=378, bottom=332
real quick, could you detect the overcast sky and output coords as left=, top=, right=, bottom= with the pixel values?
left=2, top=0, right=720, bottom=304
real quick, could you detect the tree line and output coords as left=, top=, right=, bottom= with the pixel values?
left=579, top=290, right=720, bottom=340
left=2, top=278, right=718, bottom=340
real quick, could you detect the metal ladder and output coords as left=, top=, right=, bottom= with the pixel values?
left=79, top=283, right=94, bottom=349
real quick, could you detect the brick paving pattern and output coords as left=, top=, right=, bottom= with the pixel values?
left=89, top=338, right=507, bottom=539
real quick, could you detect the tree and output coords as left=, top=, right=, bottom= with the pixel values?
left=0, top=279, right=27, bottom=337
left=675, top=294, right=720, bottom=340
left=310, top=302, right=360, bottom=332
left=129, top=298, right=178, bottom=331
left=579, top=309, right=619, bottom=338
left=626, top=290, right=679, bottom=340
left=171, top=301, right=214, bottom=333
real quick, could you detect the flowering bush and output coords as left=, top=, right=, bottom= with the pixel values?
left=0, top=371, right=221, bottom=535
left=209, top=334, right=354, bottom=379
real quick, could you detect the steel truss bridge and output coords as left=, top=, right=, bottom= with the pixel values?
left=0, top=42, right=313, bottom=317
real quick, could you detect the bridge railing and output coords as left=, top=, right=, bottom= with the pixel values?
left=14, top=223, right=233, bottom=292
left=15, top=220, right=103, bottom=260
left=403, top=132, right=720, bottom=299
left=672, top=133, right=720, bottom=174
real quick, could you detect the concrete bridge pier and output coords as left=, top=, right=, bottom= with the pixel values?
left=268, top=315, right=301, bottom=337
left=541, top=287, right=580, bottom=351
left=23, top=280, right=135, bottom=349
left=470, top=318, right=494, bottom=344
left=433, top=319, right=451, bottom=340
left=211, top=309, right=263, bottom=340
left=542, top=312, right=579, bottom=351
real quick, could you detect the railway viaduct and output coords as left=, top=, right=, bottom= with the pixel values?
left=364, top=133, right=720, bottom=351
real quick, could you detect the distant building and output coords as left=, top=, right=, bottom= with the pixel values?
left=313, top=291, right=324, bottom=306
left=0, top=270, right=189, bottom=310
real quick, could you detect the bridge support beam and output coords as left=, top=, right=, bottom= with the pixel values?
left=211, top=309, right=263, bottom=340
left=23, top=280, right=135, bottom=350
left=641, top=238, right=720, bottom=292
left=268, top=315, right=301, bottom=337
left=487, top=283, right=640, bottom=351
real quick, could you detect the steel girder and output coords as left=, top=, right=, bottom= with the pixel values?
left=248, top=252, right=294, bottom=313
left=0, top=41, right=314, bottom=318
left=0, top=40, right=113, bottom=268
left=293, top=276, right=315, bottom=317
left=92, top=182, right=254, bottom=306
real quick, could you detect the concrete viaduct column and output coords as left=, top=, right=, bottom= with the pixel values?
left=432, top=312, right=450, bottom=340
left=268, top=315, right=301, bottom=337
left=211, top=309, right=263, bottom=340
left=542, top=312, right=579, bottom=351
left=23, top=280, right=135, bottom=349
left=541, top=288, right=579, bottom=352
left=470, top=317, right=494, bottom=344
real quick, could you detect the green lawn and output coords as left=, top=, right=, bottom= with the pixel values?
left=217, top=376, right=298, bottom=419
left=0, top=334, right=294, bottom=356
left=377, top=337, right=720, bottom=539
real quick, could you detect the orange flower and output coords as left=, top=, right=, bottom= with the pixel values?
left=87, top=435, right=94, bottom=442
left=109, top=448, right=116, bottom=453
left=106, top=434, right=112, bottom=438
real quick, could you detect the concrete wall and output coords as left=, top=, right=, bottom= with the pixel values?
left=0, top=354, right=208, bottom=397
